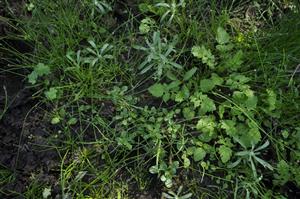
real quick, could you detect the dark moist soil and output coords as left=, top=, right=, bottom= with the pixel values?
left=0, top=72, right=60, bottom=198
left=1, top=3, right=60, bottom=198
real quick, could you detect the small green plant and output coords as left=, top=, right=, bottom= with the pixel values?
left=28, top=63, right=51, bottom=85
left=155, top=0, right=186, bottom=24
left=150, top=161, right=179, bottom=188
left=147, top=67, right=197, bottom=102
left=229, top=140, right=273, bottom=178
left=89, top=0, right=112, bottom=16
left=134, top=31, right=182, bottom=79
left=139, top=17, right=156, bottom=34
left=66, top=40, right=113, bottom=67
left=162, top=186, right=192, bottom=199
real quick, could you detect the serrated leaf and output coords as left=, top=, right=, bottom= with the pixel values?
left=191, top=45, right=216, bottom=69
left=200, top=79, right=215, bottom=92
left=216, top=27, right=230, bottom=45
left=193, top=147, right=206, bottom=161
left=200, top=95, right=216, bottom=114
left=148, top=83, right=165, bottom=97
left=183, top=107, right=195, bottom=120
left=196, top=116, right=216, bottom=142
left=183, top=67, right=197, bottom=81
left=248, top=127, right=261, bottom=146
left=211, top=73, right=223, bottom=85
left=221, top=120, right=237, bottom=137
left=274, top=160, right=290, bottom=185
left=218, top=145, right=232, bottom=163
left=196, top=116, right=215, bottom=132
left=224, top=50, right=243, bottom=71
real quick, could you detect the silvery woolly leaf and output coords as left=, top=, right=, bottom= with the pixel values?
left=254, top=140, right=270, bottom=152
left=155, top=3, right=170, bottom=8
left=228, top=158, right=241, bottom=168
left=254, top=156, right=273, bottom=170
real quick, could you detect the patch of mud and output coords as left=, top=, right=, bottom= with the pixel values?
left=0, top=73, right=60, bottom=198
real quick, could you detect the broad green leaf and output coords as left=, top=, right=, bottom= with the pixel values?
left=226, top=74, right=250, bottom=90
left=183, top=67, right=197, bottom=81
left=248, top=127, right=261, bottom=146
left=196, top=116, right=216, bottom=136
left=236, top=125, right=261, bottom=148
left=193, top=147, right=206, bottom=161
left=224, top=50, right=243, bottom=71
left=183, top=107, right=195, bottom=120
left=175, top=86, right=189, bottom=102
left=163, top=92, right=170, bottom=102
left=200, top=79, right=215, bottom=92
left=148, top=83, right=165, bottom=97
left=216, top=43, right=234, bottom=52
left=244, top=89, right=258, bottom=109
left=200, top=95, right=216, bottom=114
left=167, top=80, right=181, bottom=89
left=45, top=87, right=58, bottom=100
left=221, top=120, right=237, bottom=137
left=211, top=73, right=224, bottom=86
left=166, top=70, right=178, bottom=81
left=216, top=27, right=230, bottom=45
left=218, top=145, right=232, bottom=163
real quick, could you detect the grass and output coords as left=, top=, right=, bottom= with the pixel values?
left=1, top=0, right=300, bottom=198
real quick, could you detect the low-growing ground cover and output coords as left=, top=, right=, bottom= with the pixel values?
left=1, top=0, right=300, bottom=198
